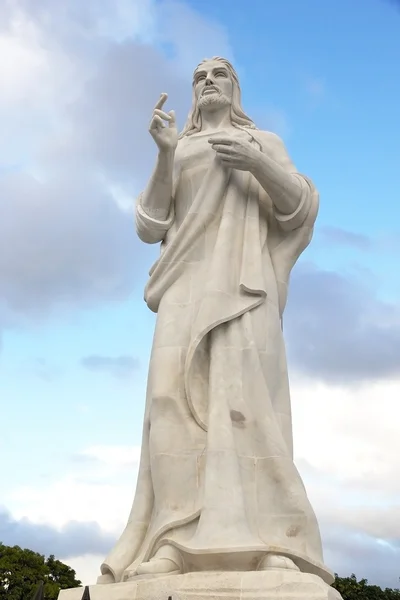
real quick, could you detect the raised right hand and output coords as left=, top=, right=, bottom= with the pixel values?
left=149, top=93, right=178, bottom=153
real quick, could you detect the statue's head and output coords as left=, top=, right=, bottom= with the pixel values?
left=179, top=57, right=256, bottom=137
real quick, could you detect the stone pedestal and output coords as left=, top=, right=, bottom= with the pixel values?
left=59, top=570, right=342, bottom=600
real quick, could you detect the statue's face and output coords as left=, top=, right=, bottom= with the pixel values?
left=193, top=60, right=233, bottom=112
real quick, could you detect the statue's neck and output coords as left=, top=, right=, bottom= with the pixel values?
left=199, top=107, right=232, bottom=132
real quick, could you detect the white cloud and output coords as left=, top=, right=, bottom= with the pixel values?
left=292, top=376, right=400, bottom=497
left=79, top=444, right=141, bottom=470
left=64, top=554, right=105, bottom=586
left=0, top=17, right=48, bottom=108
left=7, top=444, right=141, bottom=533
left=0, top=0, right=235, bottom=326
left=290, top=376, right=400, bottom=587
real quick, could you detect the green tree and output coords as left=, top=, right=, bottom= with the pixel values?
left=0, top=544, right=81, bottom=600
left=333, top=573, right=400, bottom=600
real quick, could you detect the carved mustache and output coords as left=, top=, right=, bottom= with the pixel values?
left=201, top=86, right=220, bottom=96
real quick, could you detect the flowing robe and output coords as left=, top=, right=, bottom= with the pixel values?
left=100, top=128, right=334, bottom=585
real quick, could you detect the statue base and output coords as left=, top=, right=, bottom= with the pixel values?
left=58, top=570, right=342, bottom=600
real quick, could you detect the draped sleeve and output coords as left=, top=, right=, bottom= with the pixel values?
left=255, top=131, right=315, bottom=233
left=135, top=192, right=175, bottom=244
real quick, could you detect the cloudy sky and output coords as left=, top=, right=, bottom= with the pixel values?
left=1, top=0, right=400, bottom=590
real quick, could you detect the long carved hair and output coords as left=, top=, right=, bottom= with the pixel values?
left=179, top=57, right=257, bottom=138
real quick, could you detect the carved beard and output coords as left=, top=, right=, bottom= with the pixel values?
left=197, top=91, right=231, bottom=111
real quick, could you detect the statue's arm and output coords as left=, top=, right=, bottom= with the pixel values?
left=135, top=150, right=175, bottom=244
left=250, top=132, right=316, bottom=231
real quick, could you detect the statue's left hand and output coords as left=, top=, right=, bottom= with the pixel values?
left=208, top=136, right=260, bottom=172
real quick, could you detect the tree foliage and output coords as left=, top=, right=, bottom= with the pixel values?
left=333, top=573, right=400, bottom=600
left=0, top=544, right=81, bottom=600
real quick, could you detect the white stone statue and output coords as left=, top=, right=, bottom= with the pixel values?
left=97, top=56, right=335, bottom=591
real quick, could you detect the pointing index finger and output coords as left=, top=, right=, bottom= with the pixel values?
left=154, top=93, right=168, bottom=111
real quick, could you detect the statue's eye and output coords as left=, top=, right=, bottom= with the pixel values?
left=215, top=71, right=227, bottom=78
left=196, top=75, right=206, bottom=82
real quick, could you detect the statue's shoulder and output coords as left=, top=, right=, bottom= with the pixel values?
left=250, top=130, right=291, bottom=164
left=251, top=129, right=284, bottom=148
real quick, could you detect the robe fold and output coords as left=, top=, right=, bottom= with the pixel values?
left=100, top=128, right=334, bottom=585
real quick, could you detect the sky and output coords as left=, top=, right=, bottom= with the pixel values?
left=1, top=0, right=400, bottom=590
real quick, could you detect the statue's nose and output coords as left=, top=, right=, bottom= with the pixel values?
left=205, top=76, right=213, bottom=86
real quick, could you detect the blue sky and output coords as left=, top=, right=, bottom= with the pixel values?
left=1, top=0, right=400, bottom=589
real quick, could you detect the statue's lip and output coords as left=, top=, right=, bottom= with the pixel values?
left=202, top=87, right=219, bottom=95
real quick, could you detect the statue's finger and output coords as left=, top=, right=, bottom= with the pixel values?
left=153, top=93, right=168, bottom=111
left=153, top=109, right=171, bottom=121
left=208, top=137, right=232, bottom=145
left=168, top=110, right=176, bottom=128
